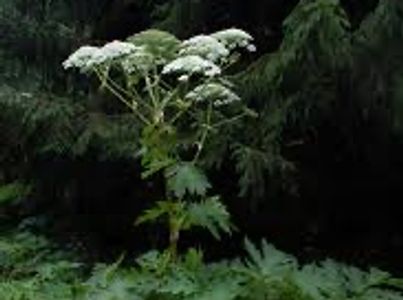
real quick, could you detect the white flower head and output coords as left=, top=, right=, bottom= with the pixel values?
left=121, top=46, right=155, bottom=74
left=185, top=83, right=241, bottom=106
left=88, top=40, right=139, bottom=65
left=246, top=44, right=257, bottom=52
left=63, top=41, right=140, bottom=71
left=178, top=75, right=190, bottom=82
left=162, top=55, right=221, bottom=77
left=62, top=46, right=100, bottom=70
left=211, top=28, right=256, bottom=51
left=179, top=35, right=229, bottom=63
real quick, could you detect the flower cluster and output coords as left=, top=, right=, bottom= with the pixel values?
left=121, top=47, right=155, bottom=74
left=162, top=55, right=221, bottom=77
left=63, top=41, right=139, bottom=71
left=185, top=83, right=241, bottom=106
left=63, top=28, right=256, bottom=80
left=62, top=46, right=100, bottom=70
left=211, top=28, right=256, bottom=52
left=179, top=35, right=229, bottom=63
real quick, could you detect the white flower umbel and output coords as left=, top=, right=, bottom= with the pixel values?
left=179, top=35, right=229, bottom=63
left=178, top=75, right=190, bottom=82
left=211, top=28, right=256, bottom=52
left=88, top=41, right=139, bottom=66
left=63, top=41, right=140, bottom=71
left=246, top=44, right=257, bottom=52
left=162, top=55, right=221, bottom=77
left=185, top=83, right=241, bottom=106
left=62, top=46, right=100, bottom=70
left=121, top=46, right=155, bottom=74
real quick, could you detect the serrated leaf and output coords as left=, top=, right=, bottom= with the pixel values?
left=186, top=197, right=232, bottom=239
left=135, top=201, right=177, bottom=226
left=243, top=239, right=297, bottom=278
left=166, top=163, right=211, bottom=198
left=190, top=276, right=242, bottom=300
left=141, top=157, right=176, bottom=179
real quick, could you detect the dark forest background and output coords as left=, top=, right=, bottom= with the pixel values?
left=1, top=0, right=403, bottom=273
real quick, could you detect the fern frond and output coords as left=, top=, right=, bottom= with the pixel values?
left=232, top=143, right=284, bottom=198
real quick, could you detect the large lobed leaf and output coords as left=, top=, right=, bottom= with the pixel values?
left=186, top=196, right=233, bottom=239
left=166, top=163, right=211, bottom=198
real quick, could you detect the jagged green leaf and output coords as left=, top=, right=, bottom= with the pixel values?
left=185, top=196, right=232, bottom=239
left=166, top=163, right=211, bottom=198
left=135, top=201, right=178, bottom=226
left=243, top=239, right=297, bottom=278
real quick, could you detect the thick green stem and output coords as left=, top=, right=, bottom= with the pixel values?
left=168, top=218, right=180, bottom=260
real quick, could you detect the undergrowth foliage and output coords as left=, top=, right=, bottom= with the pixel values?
left=0, top=231, right=81, bottom=300
left=1, top=229, right=403, bottom=300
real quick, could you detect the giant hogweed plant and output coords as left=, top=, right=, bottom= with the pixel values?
left=63, top=28, right=256, bottom=258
